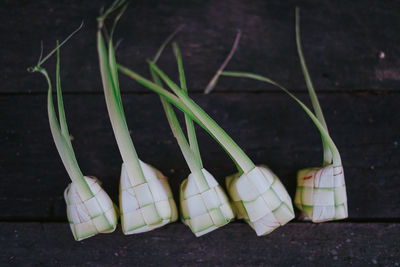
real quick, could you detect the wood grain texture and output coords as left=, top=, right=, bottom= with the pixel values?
left=2, top=0, right=400, bottom=93
left=2, top=1, right=399, bottom=265
left=1, top=222, right=399, bottom=266
left=1, top=92, right=399, bottom=220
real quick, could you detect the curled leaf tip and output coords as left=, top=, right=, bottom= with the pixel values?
left=28, top=21, right=83, bottom=72
left=152, top=26, right=184, bottom=63
left=204, top=29, right=242, bottom=94
left=37, top=40, right=44, bottom=65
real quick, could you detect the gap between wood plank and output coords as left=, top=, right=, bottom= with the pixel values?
left=0, top=89, right=398, bottom=96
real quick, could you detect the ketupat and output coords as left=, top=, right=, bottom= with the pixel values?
left=29, top=32, right=118, bottom=241
left=295, top=165, right=346, bottom=222
left=150, top=34, right=234, bottom=236
left=293, top=7, right=347, bottom=222
left=97, top=1, right=177, bottom=234
left=119, top=161, right=177, bottom=234
left=64, top=176, right=117, bottom=240
left=203, top=32, right=295, bottom=234
left=226, top=166, right=294, bottom=236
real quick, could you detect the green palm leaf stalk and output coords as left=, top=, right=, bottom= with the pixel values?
left=97, top=1, right=177, bottom=234
left=216, top=8, right=348, bottom=223
left=29, top=35, right=118, bottom=241
left=150, top=34, right=234, bottom=236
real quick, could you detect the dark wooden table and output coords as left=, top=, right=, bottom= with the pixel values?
left=2, top=0, right=399, bottom=266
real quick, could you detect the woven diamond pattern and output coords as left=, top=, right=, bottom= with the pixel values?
left=294, top=165, right=348, bottom=222
left=65, top=176, right=118, bottom=241
left=120, top=161, right=177, bottom=234
left=226, top=165, right=294, bottom=236
left=180, top=169, right=234, bottom=237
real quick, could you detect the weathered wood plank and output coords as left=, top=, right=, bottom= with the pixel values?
left=1, top=92, right=399, bottom=220
left=3, top=0, right=400, bottom=93
left=1, top=222, right=399, bottom=266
